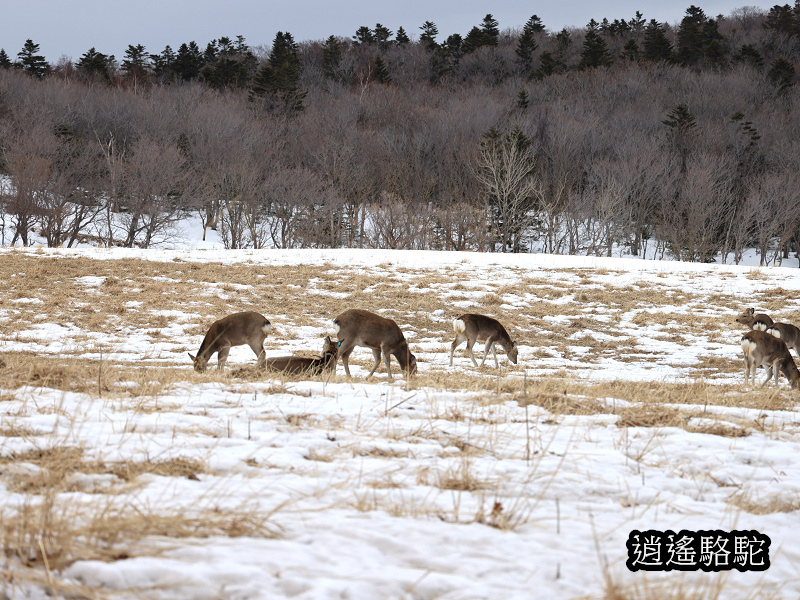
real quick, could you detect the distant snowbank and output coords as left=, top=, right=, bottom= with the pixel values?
left=4, top=245, right=800, bottom=279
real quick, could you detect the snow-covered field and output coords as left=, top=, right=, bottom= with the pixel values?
left=2, top=241, right=800, bottom=599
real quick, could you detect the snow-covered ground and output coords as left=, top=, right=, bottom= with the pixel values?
left=1, top=226, right=800, bottom=599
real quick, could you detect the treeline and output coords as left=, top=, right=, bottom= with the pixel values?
left=1, top=4, right=800, bottom=263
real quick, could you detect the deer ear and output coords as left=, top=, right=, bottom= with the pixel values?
left=188, top=353, right=196, bottom=361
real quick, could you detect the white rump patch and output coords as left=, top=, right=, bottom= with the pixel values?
left=453, top=318, right=466, bottom=334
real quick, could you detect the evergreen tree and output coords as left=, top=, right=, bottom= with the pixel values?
left=173, top=42, right=204, bottom=81
left=768, top=56, right=795, bottom=93
left=579, top=30, right=613, bottom=69
left=76, top=47, right=113, bottom=81
left=17, top=39, right=49, bottom=77
left=555, top=29, right=572, bottom=61
left=373, top=24, right=393, bottom=51
left=322, top=35, right=343, bottom=80
left=532, top=51, right=563, bottom=79
left=122, top=44, right=149, bottom=75
left=676, top=5, right=707, bottom=66
left=374, top=54, right=391, bottom=84
left=516, top=87, right=530, bottom=110
left=419, top=21, right=439, bottom=50
left=250, top=31, right=306, bottom=112
left=150, top=45, right=176, bottom=82
left=663, top=103, right=697, bottom=131
left=732, top=44, right=763, bottom=68
left=642, top=20, right=673, bottom=62
left=480, top=14, right=500, bottom=46
left=354, top=26, right=374, bottom=45
left=0, top=49, right=11, bottom=69
left=622, top=39, right=640, bottom=61
left=200, top=36, right=255, bottom=90
left=629, top=11, right=646, bottom=37
left=523, top=15, right=545, bottom=34
left=462, top=27, right=485, bottom=54
left=395, top=27, right=410, bottom=45
left=515, top=26, right=538, bottom=70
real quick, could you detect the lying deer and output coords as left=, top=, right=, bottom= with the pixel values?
left=740, top=329, right=800, bottom=389
left=189, top=311, right=272, bottom=372
left=450, top=313, right=518, bottom=368
left=265, top=336, right=338, bottom=376
left=735, top=307, right=774, bottom=329
left=333, top=309, right=417, bottom=380
left=755, top=321, right=800, bottom=358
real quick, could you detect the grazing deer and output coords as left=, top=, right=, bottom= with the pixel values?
left=740, top=330, right=800, bottom=389
left=735, top=307, right=773, bottom=329
left=265, top=336, right=338, bottom=376
left=189, top=311, right=272, bottom=372
left=333, top=309, right=417, bottom=380
left=764, top=322, right=800, bottom=358
left=450, top=313, right=518, bottom=368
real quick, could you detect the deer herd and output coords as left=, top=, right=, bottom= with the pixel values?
left=189, top=309, right=517, bottom=381
left=188, top=305, right=800, bottom=391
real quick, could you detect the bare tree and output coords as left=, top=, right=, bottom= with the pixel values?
left=475, top=127, right=539, bottom=252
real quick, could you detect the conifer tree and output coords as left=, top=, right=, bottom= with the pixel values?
left=395, top=27, right=410, bottom=45
left=374, top=54, right=391, bottom=84
left=676, top=5, right=707, bottom=66
left=174, top=42, right=204, bottom=80
left=322, top=36, right=343, bottom=80
left=515, top=26, right=538, bottom=70
left=480, top=14, right=500, bottom=46
left=0, top=49, right=11, bottom=69
left=523, top=15, right=545, bottom=34
left=579, top=29, right=613, bottom=68
left=17, top=39, right=49, bottom=77
left=373, top=24, right=393, bottom=51
left=663, top=103, right=697, bottom=131
left=642, top=20, right=673, bottom=62
left=76, top=47, right=113, bottom=81
left=150, top=45, right=176, bottom=82
left=354, top=26, right=374, bottom=45
left=533, top=51, right=563, bottom=79
left=122, top=44, right=148, bottom=74
left=516, top=87, right=530, bottom=110
left=419, top=21, right=439, bottom=50
left=250, top=31, right=306, bottom=112
left=768, top=56, right=795, bottom=93
left=732, top=44, right=763, bottom=68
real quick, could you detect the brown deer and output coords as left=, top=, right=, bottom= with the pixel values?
left=189, top=311, right=272, bottom=372
left=450, top=313, right=518, bottom=368
left=740, top=329, right=800, bottom=389
left=265, top=336, right=338, bottom=376
left=332, top=309, right=417, bottom=380
left=735, top=308, right=774, bottom=329
left=764, top=322, right=800, bottom=358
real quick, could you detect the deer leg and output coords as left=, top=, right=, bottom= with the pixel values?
left=217, top=347, right=231, bottom=370
left=450, top=335, right=465, bottom=366
left=761, top=362, right=775, bottom=387
left=248, top=341, right=266, bottom=368
left=367, top=348, right=383, bottom=378
left=466, top=339, right=479, bottom=367
left=338, top=340, right=356, bottom=378
left=492, top=344, right=500, bottom=368
left=481, top=337, right=495, bottom=367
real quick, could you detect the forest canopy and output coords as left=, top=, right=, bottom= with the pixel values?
left=1, top=4, right=799, bottom=264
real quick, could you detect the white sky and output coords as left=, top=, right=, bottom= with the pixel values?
left=1, top=1, right=779, bottom=62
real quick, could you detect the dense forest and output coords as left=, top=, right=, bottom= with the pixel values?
left=1, top=4, right=800, bottom=263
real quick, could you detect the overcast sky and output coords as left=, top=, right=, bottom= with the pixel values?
left=1, top=1, right=779, bottom=62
